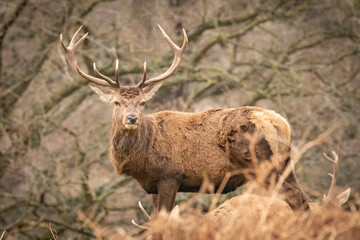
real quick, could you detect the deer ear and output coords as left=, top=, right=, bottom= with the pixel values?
left=336, top=188, right=351, bottom=206
left=141, top=81, right=163, bottom=100
left=169, top=205, right=180, bottom=220
left=89, top=84, right=114, bottom=102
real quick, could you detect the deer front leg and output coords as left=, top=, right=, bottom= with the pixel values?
left=152, top=194, right=159, bottom=213
left=155, top=179, right=179, bottom=212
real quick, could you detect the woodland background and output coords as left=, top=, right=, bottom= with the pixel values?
left=0, top=0, right=359, bottom=239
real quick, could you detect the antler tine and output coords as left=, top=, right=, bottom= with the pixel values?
left=59, top=26, right=89, bottom=72
left=137, top=25, right=188, bottom=87
left=59, top=34, right=67, bottom=51
left=158, top=25, right=188, bottom=52
left=69, top=25, right=84, bottom=48
left=323, top=151, right=339, bottom=199
left=137, top=62, right=147, bottom=88
left=158, top=25, right=179, bottom=51
left=93, top=63, right=118, bottom=88
left=138, top=201, right=151, bottom=219
left=131, top=201, right=151, bottom=231
left=131, top=220, right=150, bottom=230
left=142, top=61, right=147, bottom=82
left=115, top=59, right=120, bottom=87
left=60, top=26, right=118, bottom=88
left=60, top=31, right=89, bottom=54
left=75, top=66, right=116, bottom=87
left=181, top=28, right=188, bottom=50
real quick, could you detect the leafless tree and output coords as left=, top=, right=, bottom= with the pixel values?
left=0, top=0, right=358, bottom=238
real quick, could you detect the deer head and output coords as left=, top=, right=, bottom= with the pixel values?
left=60, top=25, right=188, bottom=130
left=309, top=151, right=351, bottom=211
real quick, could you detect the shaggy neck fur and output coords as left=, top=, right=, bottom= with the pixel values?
left=110, top=115, right=154, bottom=177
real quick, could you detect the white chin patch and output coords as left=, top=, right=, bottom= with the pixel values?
left=124, top=124, right=138, bottom=130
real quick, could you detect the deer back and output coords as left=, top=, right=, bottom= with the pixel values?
left=206, top=194, right=294, bottom=226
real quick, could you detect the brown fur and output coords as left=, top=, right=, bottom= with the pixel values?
left=206, top=194, right=294, bottom=225
left=205, top=188, right=351, bottom=225
left=204, top=189, right=350, bottom=228
left=118, top=87, right=141, bottom=98
left=107, top=97, right=309, bottom=212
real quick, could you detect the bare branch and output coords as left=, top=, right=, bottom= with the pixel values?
left=0, top=231, right=5, bottom=240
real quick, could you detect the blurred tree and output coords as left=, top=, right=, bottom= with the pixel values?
left=0, top=0, right=359, bottom=238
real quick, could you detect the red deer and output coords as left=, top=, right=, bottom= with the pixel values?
left=309, top=151, right=351, bottom=211
left=60, top=25, right=309, bottom=213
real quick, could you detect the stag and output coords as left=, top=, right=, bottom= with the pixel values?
left=60, top=25, right=309, bottom=213
left=309, top=151, right=351, bottom=211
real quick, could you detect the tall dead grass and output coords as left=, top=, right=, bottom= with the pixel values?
left=134, top=202, right=360, bottom=240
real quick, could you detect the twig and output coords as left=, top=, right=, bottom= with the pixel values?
left=43, top=218, right=95, bottom=238
left=48, top=223, right=58, bottom=240
left=187, top=11, right=258, bottom=41
left=0, top=231, right=5, bottom=240
left=192, top=16, right=273, bottom=65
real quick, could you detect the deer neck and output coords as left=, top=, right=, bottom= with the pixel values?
left=110, top=116, right=154, bottom=173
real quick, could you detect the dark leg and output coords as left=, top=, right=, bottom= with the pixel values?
left=152, top=194, right=158, bottom=214
left=156, top=179, right=179, bottom=212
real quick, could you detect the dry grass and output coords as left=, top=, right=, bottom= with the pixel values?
left=137, top=199, right=359, bottom=240
left=89, top=181, right=359, bottom=240
left=145, top=208, right=359, bottom=240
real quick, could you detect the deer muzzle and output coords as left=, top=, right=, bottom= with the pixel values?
left=124, top=114, right=139, bottom=129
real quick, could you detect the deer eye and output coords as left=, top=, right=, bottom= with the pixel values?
left=140, top=101, right=146, bottom=106
left=114, top=101, right=120, bottom=106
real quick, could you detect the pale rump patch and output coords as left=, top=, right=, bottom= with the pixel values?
left=250, top=110, right=291, bottom=158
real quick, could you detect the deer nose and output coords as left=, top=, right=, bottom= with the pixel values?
left=127, top=115, right=138, bottom=124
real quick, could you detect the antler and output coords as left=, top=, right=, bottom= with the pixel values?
left=323, top=151, right=339, bottom=199
left=60, top=26, right=120, bottom=88
left=132, top=201, right=151, bottom=230
left=137, top=24, right=188, bottom=88
left=61, top=25, right=187, bottom=89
